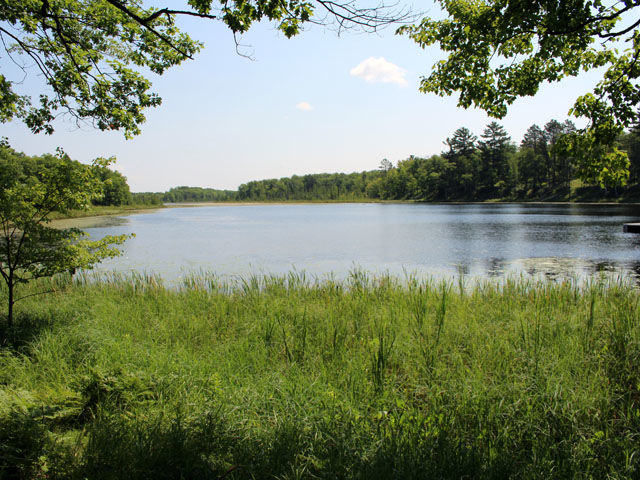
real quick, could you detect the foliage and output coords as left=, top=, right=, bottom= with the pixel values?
left=0, top=273, right=639, bottom=478
left=130, top=187, right=236, bottom=205
left=620, top=118, right=640, bottom=183
left=17, top=118, right=634, bottom=209
left=92, top=164, right=132, bottom=207
left=233, top=118, right=640, bottom=202
left=399, top=1, right=640, bottom=186
left=130, top=192, right=164, bottom=206
left=163, top=186, right=236, bottom=203
left=478, top=121, right=515, bottom=196
left=561, top=129, right=631, bottom=189
left=0, top=145, right=130, bottom=328
left=0, top=0, right=404, bottom=137
left=237, top=171, right=380, bottom=201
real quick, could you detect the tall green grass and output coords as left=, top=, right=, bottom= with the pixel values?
left=0, top=272, right=638, bottom=479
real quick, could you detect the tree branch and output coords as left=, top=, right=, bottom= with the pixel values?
left=520, top=4, right=637, bottom=37
left=14, top=289, right=56, bottom=304
left=41, top=0, right=89, bottom=80
left=599, top=18, right=640, bottom=38
left=143, top=8, right=218, bottom=23
left=315, top=0, right=410, bottom=32
left=102, top=0, right=194, bottom=60
left=0, top=27, right=57, bottom=84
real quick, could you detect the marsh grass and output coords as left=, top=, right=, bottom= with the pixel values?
left=0, top=272, right=639, bottom=479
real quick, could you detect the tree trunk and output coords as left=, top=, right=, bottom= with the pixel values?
left=7, top=275, right=13, bottom=328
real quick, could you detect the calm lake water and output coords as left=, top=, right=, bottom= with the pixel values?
left=79, top=203, right=640, bottom=283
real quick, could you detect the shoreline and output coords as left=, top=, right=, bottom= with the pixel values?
left=50, top=199, right=640, bottom=226
left=49, top=205, right=163, bottom=228
left=163, top=199, right=640, bottom=207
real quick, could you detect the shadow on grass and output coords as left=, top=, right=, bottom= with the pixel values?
left=2, top=403, right=632, bottom=480
left=0, top=311, right=62, bottom=352
left=71, top=411, right=513, bottom=480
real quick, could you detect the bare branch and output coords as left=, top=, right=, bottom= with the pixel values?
left=315, top=0, right=412, bottom=33
left=0, top=32, right=29, bottom=84
left=0, top=27, right=57, bottom=83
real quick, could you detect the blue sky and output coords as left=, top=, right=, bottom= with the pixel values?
left=4, top=1, right=602, bottom=192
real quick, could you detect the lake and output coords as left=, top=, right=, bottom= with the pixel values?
left=78, top=203, right=640, bottom=283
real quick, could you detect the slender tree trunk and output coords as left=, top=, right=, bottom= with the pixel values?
left=7, top=274, right=13, bottom=328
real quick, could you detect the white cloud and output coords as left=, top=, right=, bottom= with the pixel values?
left=350, top=57, right=407, bottom=87
left=296, top=102, right=313, bottom=111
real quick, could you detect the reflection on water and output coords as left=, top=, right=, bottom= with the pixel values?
left=77, top=203, right=640, bottom=283
left=508, top=257, right=640, bottom=283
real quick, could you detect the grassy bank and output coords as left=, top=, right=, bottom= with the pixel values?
left=1, top=273, right=639, bottom=479
left=47, top=204, right=163, bottom=221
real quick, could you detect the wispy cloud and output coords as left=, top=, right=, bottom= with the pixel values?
left=296, top=102, right=313, bottom=111
left=350, top=57, right=407, bottom=87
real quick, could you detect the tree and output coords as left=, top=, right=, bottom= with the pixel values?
left=618, top=114, right=640, bottom=183
left=399, top=1, right=639, bottom=185
left=478, top=121, right=514, bottom=197
left=0, top=144, right=130, bottom=328
left=379, top=158, right=393, bottom=172
left=444, top=127, right=477, bottom=158
left=544, top=119, right=576, bottom=189
left=1, top=0, right=406, bottom=138
left=92, top=166, right=132, bottom=206
left=519, top=124, right=549, bottom=192
left=561, top=131, right=630, bottom=189
left=413, top=155, right=452, bottom=200
left=442, top=127, right=480, bottom=198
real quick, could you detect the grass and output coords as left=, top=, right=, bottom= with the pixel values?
left=0, top=271, right=639, bottom=479
left=47, top=204, right=163, bottom=220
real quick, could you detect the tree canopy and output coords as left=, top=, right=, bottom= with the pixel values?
left=0, top=145, right=130, bottom=327
left=0, top=0, right=404, bottom=137
left=232, top=118, right=640, bottom=201
left=399, top=0, right=639, bottom=184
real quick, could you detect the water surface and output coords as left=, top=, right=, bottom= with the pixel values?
left=82, top=203, right=640, bottom=282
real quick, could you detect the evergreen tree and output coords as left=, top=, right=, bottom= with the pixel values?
left=443, top=127, right=480, bottom=199
left=519, top=124, right=548, bottom=192
left=479, top=122, right=514, bottom=197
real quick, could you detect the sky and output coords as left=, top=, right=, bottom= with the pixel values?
left=3, top=1, right=604, bottom=192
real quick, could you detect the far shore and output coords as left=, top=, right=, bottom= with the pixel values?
left=49, top=205, right=163, bottom=229
left=164, top=199, right=640, bottom=207
left=52, top=199, right=640, bottom=227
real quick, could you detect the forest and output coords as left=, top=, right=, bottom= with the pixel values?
left=144, top=119, right=640, bottom=204
left=6, top=119, right=639, bottom=207
left=235, top=120, right=640, bottom=202
left=127, top=187, right=236, bottom=205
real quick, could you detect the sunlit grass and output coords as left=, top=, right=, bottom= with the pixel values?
left=46, top=203, right=163, bottom=221
left=0, top=272, right=638, bottom=479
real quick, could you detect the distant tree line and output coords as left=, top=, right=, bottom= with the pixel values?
left=237, top=172, right=380, bottom=201
left=130, top=187, right=236, bottom=205
left=163, top=186, right=236, bottom=203
left=6, top=118, right=640, bottom=206
left=235, top=119, right=640, bottom=202
left=0, top=150, right=236, bottom=207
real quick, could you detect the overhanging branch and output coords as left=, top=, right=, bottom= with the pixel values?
left=102, top=0, right=195, bottom=59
